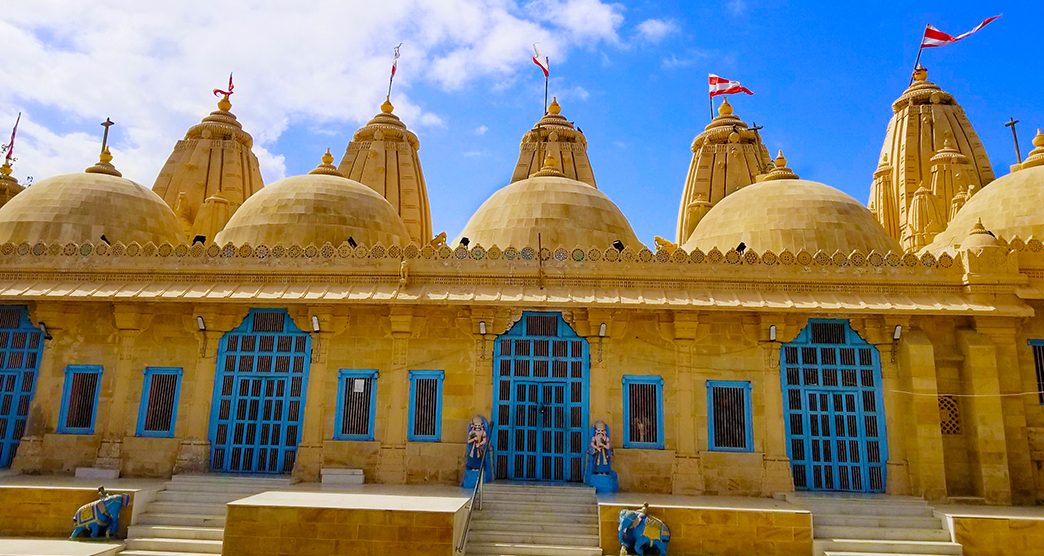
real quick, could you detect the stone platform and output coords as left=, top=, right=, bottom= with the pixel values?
left=0, top=538, right=123, bottom=556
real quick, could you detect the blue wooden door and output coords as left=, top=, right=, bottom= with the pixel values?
left=210, top=309, right=310, bottom=474
left=493, top=312, right=589, bottom=482
left=0, top=306, right=44, bottom=469
left=782, top=320, right=887, bottom=493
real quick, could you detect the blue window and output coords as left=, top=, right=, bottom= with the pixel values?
left=335, top=370, right=377, bottom=440
left=1030, top=340, right=1044, bottom=404
left=707, top=380, right=753, bottom=452
left=622, top=375, right=664, bottom=449
left=408, top=370, right=444, bottom=442
left=136, top=367, right=183, bottom=437
left=58, top=365, right=103, bottom=434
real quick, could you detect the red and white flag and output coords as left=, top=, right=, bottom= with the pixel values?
left=391, top=43, right=402, bottom=77
left=708, top=74, right=753, bottom=97
left=532, top=44, right=549, bottom=78
left=4, top=112, right=20, bottom=164
left=212, top=73, right=234, bottom=97
left=921, top=15, right=1000, bottom=48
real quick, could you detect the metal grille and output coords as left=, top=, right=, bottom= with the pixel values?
left=211, top=310, right=310, bottom=474
left=711, top=384, right=748, bottom=450
left=1033, top=344, right=1044, bottom=404
left=492, top=312, right=588, bottom=482
left=0, top=306, right=44, bottom=467
left=939, top=395, right=961, bottom=435
left=340, top=376, right=374, bottom=437
left=782, top=320, right=887, bottom=493
left=141, top=371, right=179, bottom=434
left=63, top=371, right=99, bottom=430
left=627, top=382, right=659, bottom=445
left=411, top=377, right=439, bottom=438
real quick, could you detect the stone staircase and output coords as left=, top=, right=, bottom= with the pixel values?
left=785, top=493, right=963, bottom=556
left=465, top=483, right=602, bottom=556
left=122, top=473, right=296, bottom=556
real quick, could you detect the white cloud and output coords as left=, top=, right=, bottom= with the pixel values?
left=726, top=0, right=747, bottom=16
left=0, top=0, right=626, bottom=186
left=474, top=125, right=489, bottom=136
left=636, top=18, right=678, bottom=43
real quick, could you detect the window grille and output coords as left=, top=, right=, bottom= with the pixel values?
left=335, top=370, right=377, bottom=440
left=408, top=370, right=443, bottom=442
left=58, top=365, right=102, bottom=434
left=938, top=395, right=961, bottom=435
left=1032, top=342, right=1044, bottom=404
left=811, top=322, right=846, bottom=344
left=623, top=375, right=663, bottom=449
left=252, top=311, right=285, bottom=333
left=137, top=368, right=182, bottom=437
left=708, top=380, right=753, bottom=451
left=526, top=315, right=559, bottom=336
left=0, top=308, right=19, bottom=329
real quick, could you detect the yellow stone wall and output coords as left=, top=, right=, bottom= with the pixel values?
left=7, top=296, right=1041, bottom=505
left=222, top=503, right=458, bottom=556
left=0, top=486, right=136, bottom=537
left=949, top=515, right=1044, bottom=556
left=597, top=503, right=812, bottom=556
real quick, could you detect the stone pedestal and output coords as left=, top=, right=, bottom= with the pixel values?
left=94, top=437, right=123, bottom=470
left=173, top=438, right=211, bottom=474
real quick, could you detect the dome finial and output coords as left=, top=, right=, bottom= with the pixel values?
left=309, top=148, right=344, bottom=176
left=761, top=149, right=799, bottom=181
left=85, top=118, right=122, bottom=177
left=1021, top=128, right=1044, bottom=169
left=532, top=150, right=565, bottom=177
left=217, top=94, right=232, bottom=112
left=548, top=96, right=560, bottom=115
left=0, top=161, right=14, bottom=184
left=381, top=96, right=394, bottom=114
left=774, top=149, right=787, bottom=168
left=912, top=65, right=928, bottom=82
left=213, top=73, right=234, bottom=111
left=718, top=97, right=733, bottom=117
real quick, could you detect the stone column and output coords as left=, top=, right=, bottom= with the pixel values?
left=375, top=306, right=412, bottom=484
left=292, top=309, right=346, bottom=482
left=671, top=312, right=702, bottom=494
left=94, top=305, right=150, bottom=472
left=956, top=328, right=1012, bottom=504
left=759, top=316, right=793, bottom=496
left=897, top=327, right=947, bottom=501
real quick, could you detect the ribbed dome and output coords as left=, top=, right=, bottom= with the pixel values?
left=457, top=174, right=640, bottom=250
left=925, top=165, right=1044, bottom=252
left=214, top=163, right=409, bottom=247
left=683, top=178, right=900, bottom=254
left=0, top=170, right=182, bottom=245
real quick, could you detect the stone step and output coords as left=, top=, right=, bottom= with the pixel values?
left=155, top=490, right=258, bottom=503
left=789, top=493, right=926, bottom=503
left=171, top=473, right=296, bottom=484
left=125, top=538, right=223, bottom=554
left=816, top=525, right=952, bottom=542
left=120, top=551, right=217, bottom=556
left=467, top=529, right=600, bottom=547
left=814, top=515, right=943, bottom=530
left=135, top=512, right=227, bottom=528
left=465, top=541, right=602, bottom=556
left=479, top=499, right=597, bottom=514
left=825, top=553, right=959, bottom=556
left=128, top=525, right=224, bottom=541
left=147, top=501, right=231, bottom=515
left=482, top=484, right=595, bottom=495
left=469, top=520, right=596, bottom=535
left=473, top=509, right=599, bottom=525
left=161, top=480, right=274, bottom=494
left=481, top=491, right=598, bottom=504
left=800, top=502, right=935, bottom=517
left=816, top=539, right=963, bottom=555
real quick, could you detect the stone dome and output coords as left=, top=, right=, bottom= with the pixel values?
left=0, top=157, right=183, bottom=246
left=925, top=165, right=1044, bottom=253
left=457, top=162, right=640, bottom=250
left=683, top=176, right=900, bottom=255
left=214, top=152, right=409, bottom=247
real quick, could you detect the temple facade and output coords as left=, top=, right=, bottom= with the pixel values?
left=1, top=70, right=1044, bottom=510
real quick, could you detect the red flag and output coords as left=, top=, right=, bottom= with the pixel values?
left=391, top=43, right=402, bottom=78
left=921, top=15, right=1000, bottom=48
left=709, top=74, right=754, bottom=97
left=4, top=112, right=19, bottom=164
left=532, top=44, right=549, bottom=78
left=213, top=73, right=234, bottom=97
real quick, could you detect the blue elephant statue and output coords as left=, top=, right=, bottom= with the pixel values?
left=71, top=493, right=130, bottom=539
left=618, top=503, right=670, bottom=555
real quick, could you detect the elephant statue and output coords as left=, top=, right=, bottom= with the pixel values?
left=71, top=493, right=130, bottom=539
left=618, top=503, right=670, bottom=555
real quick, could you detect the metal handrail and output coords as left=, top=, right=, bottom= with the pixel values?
left=455, top=446, right=490, bottom=554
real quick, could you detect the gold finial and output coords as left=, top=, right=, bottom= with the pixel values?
left=1034, top=129, right=1044, bottom=148
left=309, top=148, right=344, bottom=176
left=774, top=149, right=787, bottom=168
left=381, top=97, right=394, bottom=114
left=762, top=149, right=799, bottom=181
left=970, top=218, right=988, bottom=235
left=1022, top=129, right=1044, bottom=169
left=548, top=96, right=561, bottom=115
left=912, top=65, right=928, bottom=82
left=718, top=98, right=733, bottom=117
left=0, top=161, right=14, bottom=184
left=85, top=119, right=122, bottom=177
left=217, top=94, right=232, bottom=112
left=532, top=150, right=565, bottom=177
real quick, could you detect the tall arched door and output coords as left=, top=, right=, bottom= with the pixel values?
left=209, top=309, right=310, bottom=474
left=781, top=319, right=888, bottom=492
left=0, top=306, right=44, bottom=469
left=492, top=312, right=589, bottom=482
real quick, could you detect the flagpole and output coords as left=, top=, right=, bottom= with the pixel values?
left=544, top=74, right=549, bottom=114
left=910, top=24, right=927, bottom=84
left=708, top=94, right=714, bottom=121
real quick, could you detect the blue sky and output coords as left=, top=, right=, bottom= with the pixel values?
left=2, top=1, right=1041, bottom=246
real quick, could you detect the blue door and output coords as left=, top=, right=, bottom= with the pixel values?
left=782, top=320, right=887, bottom=492
left=493, top=312, right=588, bottom=482
left=0, top=306, right=44, bottom=469
left=210, top=309, right=310, bottom=474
